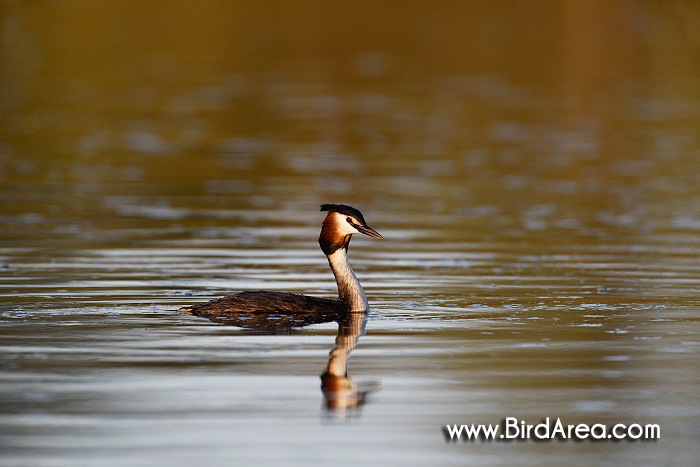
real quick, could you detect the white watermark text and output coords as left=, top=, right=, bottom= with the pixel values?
left=444, top=417, right=660, bottom=442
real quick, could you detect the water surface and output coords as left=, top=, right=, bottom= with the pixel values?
left=2, top=2, right=700, bottom=466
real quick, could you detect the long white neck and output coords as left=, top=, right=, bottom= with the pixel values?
left=326, top=248, right=368, bottom=311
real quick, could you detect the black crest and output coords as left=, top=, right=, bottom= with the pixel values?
left=320, top=204, right=367, bottom=224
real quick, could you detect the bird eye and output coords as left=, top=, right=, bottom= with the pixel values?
left=346, top=217, right=354, bottom=224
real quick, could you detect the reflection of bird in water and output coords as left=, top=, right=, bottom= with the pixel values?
left=321, top=311, right=381, bottom=415
left=179, top=204, right=382, bottom=328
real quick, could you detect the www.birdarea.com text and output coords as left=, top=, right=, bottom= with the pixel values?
left=445, top=417, right=660, bottom=442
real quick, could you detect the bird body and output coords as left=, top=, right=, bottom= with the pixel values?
left=179, top=204, right=381, bottom=327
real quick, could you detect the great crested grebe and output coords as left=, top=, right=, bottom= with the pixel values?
left=179, top=204, right=382, bottom=324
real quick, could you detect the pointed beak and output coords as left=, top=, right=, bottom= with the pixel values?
left=355, top=224, right=383, bottom=239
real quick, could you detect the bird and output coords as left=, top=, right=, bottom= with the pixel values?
left=179, top=204, right=382, bottom=327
